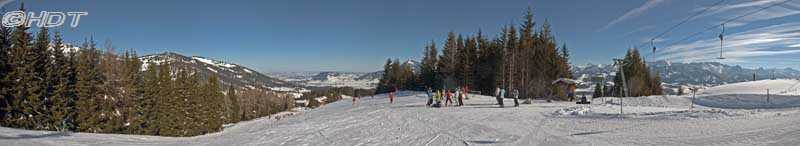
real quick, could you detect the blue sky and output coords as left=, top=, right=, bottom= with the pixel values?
left=6, top=0, right=800, bottom=72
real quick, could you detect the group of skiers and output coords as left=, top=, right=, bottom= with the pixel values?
left=495, top=87, right=519, bottom=108
left=425, top=86, right=469, bottom=108
left=351, top=86, right=521, bottom=108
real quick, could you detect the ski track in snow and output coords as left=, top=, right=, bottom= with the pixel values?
left=3, top=81, right=800, bottom=145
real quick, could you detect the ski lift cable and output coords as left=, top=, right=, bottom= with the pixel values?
left=652, top=0, right=728, bottom=41
left=653, top=0, right=793, bottom=62
left=634, top=0, right=728, bottom=51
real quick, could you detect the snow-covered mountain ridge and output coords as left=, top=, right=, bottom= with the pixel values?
left=573, top=61, right=800, bottom=86
left=139, top=52, right=299, bottom=91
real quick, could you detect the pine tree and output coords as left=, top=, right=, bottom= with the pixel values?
left=49, top=31, right=78, bottom=131
left=33, top=27, right=61, bottom=130
left=560, top=43, right=573, bottom=79
left=5, top=5, right=46, bottom=128
left=376, top=59, right=393, bottom=93
left=95, top=40, right=124, bottom=133
left=0, top=10, right=11, bottom=125
left=593, top=83, right=603, bottom=98
left=203, top=74, right=225, bottom=133
left=439, top=31, right=458, bottom=89
left=518, top=7, right=535, bottom=96
left=75, top=38, right=105, bottom=132
left=140, top=62, right=160, bottom=135
left=474, top=29, right=499, bottom=93
left=175, top=68, right=199, bottom=136
left=420, top=40, right=438, bottom=89
left=390, top=59, right=403, bottom=89
left=119, top=50, right=144, bottom=134
left=226, top=85, right=241, bottom=123
left=154, top=62, right=178, bottom=136
left=614, top=48, right=656, bottom=97
left=461, top=36, right=476, bottom=87
left=650, top=72, right=663, bottom=95
left=504, top=25, right=517, bottom=91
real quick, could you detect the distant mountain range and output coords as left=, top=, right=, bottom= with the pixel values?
left=573, top=61, right=800, bottom=87
left=266, top=59, right=420, bottom=89
left=139, top=53, right=795, bottom=94
left=267, top=71, right=380, bottom=89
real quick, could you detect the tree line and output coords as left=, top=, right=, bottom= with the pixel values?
left=377, top=8, right=574, bottom=100
left=592, top=48, right=664, bottom=98
left=0, top=5, right=293, bottom=137
left=227, top=86, right=295, bottom=123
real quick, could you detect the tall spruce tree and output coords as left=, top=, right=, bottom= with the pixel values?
left=504, top=25, right=518, bottom=91
left=49, top=31, right=78, bottom=131
left=155, top=62, right=179, bottom=136
left=75, top=38, right=105, bottom=132
left=593, top=83, right=603, bottom=98
left=0, top=9, right=11, bottom=124
left=614, top=48, right=660, bottom=97
left=5, top=4, right=41, bottom=128
left=461, top=36, right=476, bottom=87
left=420, top=40, right=438, bottom=89
left=226, top=85, right=241, bottom=123
left=439, top=32, right=458, bottom=89
left=203, top=74, right=225, bottom=133
left=376, top=59, right=392, bottom=93
left=140, top=62, right=160, bottom=135
left=120, top=50, right=144, bottom=134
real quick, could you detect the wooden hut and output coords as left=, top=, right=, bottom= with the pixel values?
left=552, top=78, right=580, bottom=101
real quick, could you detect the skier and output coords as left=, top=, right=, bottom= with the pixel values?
left=433, top=90, right=443, bottom=107
left=457, top=87, right=464, bottom=106
left=463, top=86, right=469, bottom=100
left=426, top=87, right=433, bottom=106
left=353, top=91, right=360, bottom=106
left=389, top=87, right=396, bottom=104
left=512, top=89, right=519, bottom=107
left=499, top=88, right=506, bottom=108
left=352, top=95, right=358, bottom=106
left=444, top=89, right=452, bottom=107
left=495, top=87, right=503, bottom=107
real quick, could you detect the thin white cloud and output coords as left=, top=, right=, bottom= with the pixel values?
left=598, top=0, right=665, bottom=31
left=696, top=0, right=800, bottom=28
left=624, top=25, right=656, bottom=36
left=0, top=0, right=13, bottom=8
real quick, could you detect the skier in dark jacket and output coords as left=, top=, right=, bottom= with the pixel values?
left=456, top=87, right=464, bottom=106
left=426, top=87, right=433, bottom=106
left=512, top=89, right=520, bottom=107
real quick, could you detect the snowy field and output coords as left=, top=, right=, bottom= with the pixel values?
left=2, top=80, right=800, bottom=145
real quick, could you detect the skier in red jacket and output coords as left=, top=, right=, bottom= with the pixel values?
left=389, top=87, right=397, bottom=104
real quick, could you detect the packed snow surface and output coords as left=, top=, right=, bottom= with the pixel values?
left=3, top=80, right=800, bottom=145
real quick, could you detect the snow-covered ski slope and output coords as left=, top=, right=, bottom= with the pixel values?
left=3, top=80, right=800, bottom=145
left=702, top=79, right=800, bottom=95
left=695, top=79, right=800, bottom=109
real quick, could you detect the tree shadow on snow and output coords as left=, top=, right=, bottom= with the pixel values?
left=0, top=132, right=70, bottom=140
left=463, top=106, right=505, bottom=109
left=570, top=130, right=609, bottom=136
left=467, top=139, right=507, bottom=144
left=397, top=104, right=428, bottom=108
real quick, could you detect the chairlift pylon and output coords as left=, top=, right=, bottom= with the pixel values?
left=717, top=24, right=726, bottom=60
